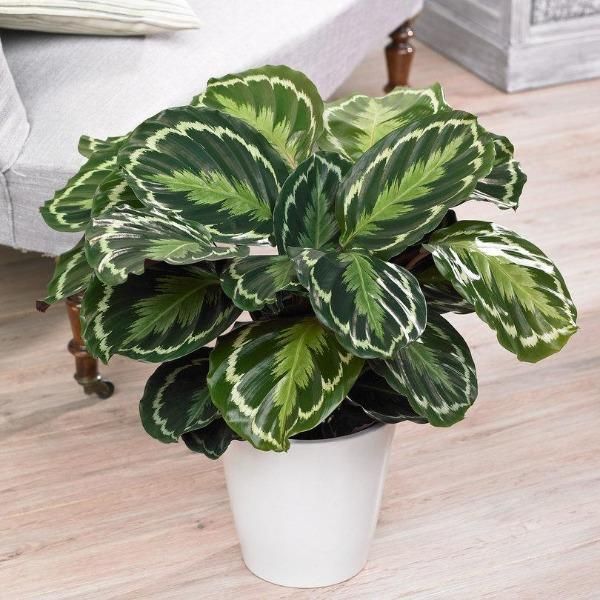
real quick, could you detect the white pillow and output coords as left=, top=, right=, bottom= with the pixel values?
left=0, top=0, right=200, bottom=35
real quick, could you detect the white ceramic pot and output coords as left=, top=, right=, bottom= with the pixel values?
left=222, top=424, right=395, bottom=588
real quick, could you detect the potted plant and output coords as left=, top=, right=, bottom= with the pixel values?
left=39, top=66, right=577, bottom=588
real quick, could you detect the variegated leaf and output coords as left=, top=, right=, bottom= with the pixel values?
left=416, top=262, right=474, bottom=314
left=118, top=106, right=289, bottom=244
left=220, top=254, right=298, bottom=311
left=139, top=347, right=218, bottom=443
left=288, top=247, right=325, bottom=288
left=182, top=419, right=238, bottom=459
left=91, top=169, right=142, bottom=217
left=41, top=238, right=91, bottom=306
left=40, top=146, right=118, bottom=232
left=371, top=313, right=477, bottom=426
left=304, top=250, right=427, bottom=359
left=85, top=205, right=248, bottom=286
left=425, top=221, right=577, bottom=362
left=337, top=111, right=495, bottom=258
left=81, top=263, right=241, bottom=363
left=207, top=318, right=363, bottom=451
left=273, top=152, right=351, bottom=252
left=319, top=84, right=448, bottom=160
left=293, top=400, right=376, bottom=440
left=471, top=132, right=527, bottom=210
left=347, top=368, right=427, bottom=424
left=78, top=133, right=129, bottom=158
left=196, top=65, right=324, bottom=167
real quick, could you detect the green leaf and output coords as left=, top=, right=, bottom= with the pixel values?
left=416, top=262, right=474, bottom=314
left=208, top=318, right=363, bottom=451
left=85, top=205, right=248, bottom=286
left=293, top=400, right=376, bottom=440
left=78, top=133, right=129, bottom=158
left=182, top=419, right=238, bottom=459
left=197, top=65, right=324, bottom=167
left=347, top=368, right=427, bottom=424
left=337, top=111, right=495, bottom=258
left=40, top=146, right=118, bottom=232
left=139, top=347, right=218, bottom=443
left=91, top=170, right=142, bottom=217
left=273, top=152, right=351, bottom=252
left=41, top=238, right=91, bottom=305
left=118, top=106, right=289, bottom=244
left=81, top=263, right=241, bottom=363
left=319, top=84, right=448, bottom=160
left=304, top=250, right=427, bottom=359
left=371, top=313, right=477, bottom=426
left=425, top=221, right=577, bottom=362
left=288, top=247, right=325, bottom=288
left=471, top=133, right=527, bottom=210
left=220, top=254, right=298, bottom=311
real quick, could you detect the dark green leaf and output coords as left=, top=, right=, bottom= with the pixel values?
left=347, top=368, right=427, bottom=424
left=208, top=318, right=363, bottom=451
left=182, top=419, right=238, bottom=460
left=371, top=313, right=477, bottom=426
left=426, top=220, right=577, bottom=362
left=197, top=65, right=324, bottom=167
left=139, top=347, right=218, bottom=443
left=304, top=250, right=427, bottom=359
left=82, top=263, right=241, bottom=363
left=337, top=111, right=494, bottom=258
left=273, top=152, right=351, bottom=252
left=86, top=205, right=248, bottom=286
left=118, top=106, right=289, bottom=244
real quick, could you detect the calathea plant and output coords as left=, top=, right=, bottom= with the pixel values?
left=39, top=66, right=577, bottom=456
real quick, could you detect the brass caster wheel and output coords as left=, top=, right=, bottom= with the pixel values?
left=82, top=377, right=115, bottom=399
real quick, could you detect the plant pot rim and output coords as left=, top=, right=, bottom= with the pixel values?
left=231, top=422, right=386, bottom=450
left=292, top=422, right=386, bottom=445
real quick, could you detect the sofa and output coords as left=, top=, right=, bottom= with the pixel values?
left=0, top=0, right=423, bottom=396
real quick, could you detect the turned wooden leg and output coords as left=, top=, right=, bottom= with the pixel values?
left=65, top=295, right=114, bottom=399
left=384, top=19, right=415, bottom=92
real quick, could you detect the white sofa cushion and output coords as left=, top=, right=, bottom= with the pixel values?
left=0, top=0, right=200, bottom=35
left=1, top=0, right=423, bottom=254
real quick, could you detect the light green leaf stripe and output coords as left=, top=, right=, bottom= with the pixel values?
left=471, top=133, right=527, bottom=210
left=273, top=152, right=351, bottom=253
left=85, top=205, right=248, bottom=286
left=196, top=65, right=324, bottom=167
left=221, top=254, right=298, bottom=311
left=91, top=169, right=142, bottom=217
left=371, top=313, right=478, bottom=426
left=139, top=347, right=218, bottom=443
left=40, top=146, right=119, bottom=232
left=347, top=368, right=427, bottom=424
left=426, top=220, right=577, bottom=362
left=42, top=238, right=91, bottom=305
left=182, top=419, right=237, bottom=460
left=305, top=250, right=427, bottom=359
left=82, top=263, right=241, bottom=363
left=78, top=133, right=129, bottom=159
left=118, top=106, right=289, bottom=244
left=208, top=318, right=363, bottom=451
left=319, top=84, right=448, bottom=160
left=337, top=110, right=495, bottom=259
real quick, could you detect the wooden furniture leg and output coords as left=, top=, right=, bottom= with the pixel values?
left=384, top=19, right=415, bottom=92
left=65, top=295, right=114, bottom=398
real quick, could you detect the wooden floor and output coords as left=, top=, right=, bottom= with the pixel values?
left=1, top=41, right=599, bottom=599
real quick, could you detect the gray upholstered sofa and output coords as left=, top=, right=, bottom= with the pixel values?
left=0, top=0, right=422, bottom=396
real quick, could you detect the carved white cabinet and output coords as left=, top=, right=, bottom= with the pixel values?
left=416, top=0, right=600, bottom=91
